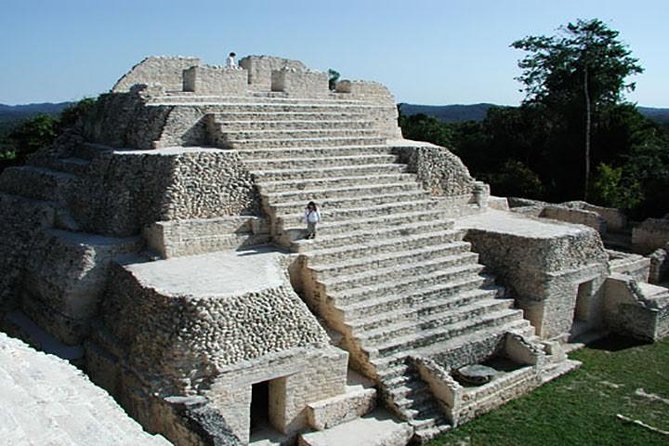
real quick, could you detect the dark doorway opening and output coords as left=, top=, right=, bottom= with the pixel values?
left=250, top=380, right=270, bottom=432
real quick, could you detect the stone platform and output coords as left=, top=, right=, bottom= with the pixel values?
left=123, top=245, right=289, bottom=297
left=455, top=208, right=588, bottom=238
left=0, top=332, right=170, bottom=445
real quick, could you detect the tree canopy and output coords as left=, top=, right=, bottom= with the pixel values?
left=512, top=19, right=644, bottom=198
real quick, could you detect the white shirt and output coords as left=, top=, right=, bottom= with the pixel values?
left=304, top=209, right=321, bottom=223
left=226, top=56, right=237, bottom=69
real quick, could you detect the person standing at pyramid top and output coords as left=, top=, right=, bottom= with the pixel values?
left=226, top=52, right=239, bottom=69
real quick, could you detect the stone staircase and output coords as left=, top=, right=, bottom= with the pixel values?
left=199, top=96, right=537, bottom=440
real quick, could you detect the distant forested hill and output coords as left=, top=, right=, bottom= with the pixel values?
left=638, top=106, right=669, bottom=126
left=0, top=102, right=73, bottom=123
left=398, top=103, right=497, bottom=123
left=400, top=102, right=669, bottom=126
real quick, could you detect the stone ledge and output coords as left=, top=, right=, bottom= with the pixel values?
left=306, top=385, right=377, bottom=430
left=299, top=409, right=412, bottom=446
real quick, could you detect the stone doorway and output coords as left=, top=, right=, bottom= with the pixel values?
left=250, top=380, right=270, bottom=432
left=571, top=280, right=593, bottom=337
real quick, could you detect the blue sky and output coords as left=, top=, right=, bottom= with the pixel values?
left=1, top=0, right=667, bottom=106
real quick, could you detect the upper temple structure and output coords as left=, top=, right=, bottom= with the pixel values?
left=0, top=55, right=667, bottom=446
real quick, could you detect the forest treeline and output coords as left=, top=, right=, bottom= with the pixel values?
left=400, top=103, right=669, bottom=219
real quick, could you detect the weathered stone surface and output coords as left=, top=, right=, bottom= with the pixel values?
left=100, top=248, right=330, bottom=393
left=456, top=209, right=610, bottom=338
left=112, top=55, right=201, bottom=93
left=239, top=55, right=307, bottom=91
left=271, top=68, right=329, bottom=97
left=183, top=65, right=247, bottom=95
left=21, top=229, right=141, bottom=345
left=299, top=410, right=412, bottom=446
left=603, top=273, right=669, bottom=341
left=0, top=332, right=170, bottom=445
left=453, top=364, right=498, bottom=385
left=649, top=244, right=669, bottom=284
left=632, top=217, right=669, bottom=254
left=391, top=140, right=478, bottom=203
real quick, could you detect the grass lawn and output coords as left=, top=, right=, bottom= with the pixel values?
left=429, top=335, right=669, bottom=446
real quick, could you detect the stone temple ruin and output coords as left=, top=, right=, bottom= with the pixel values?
left=0, top=55, right=668, bottom=445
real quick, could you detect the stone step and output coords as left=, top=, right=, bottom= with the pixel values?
left=373, top=319, right=535, bottom=378
left=33, top=156, right=91, bottom=176
left=51, top=157, right=90, bottom=175
left=357, top=300, right=515, bottom=348
left=257, top=172, right=419, bottom=193
left=371, top=309, right=524, bottom=358
left=294, top=218, right=455, bottom=251
left=78, top=143, right=113, bottom=160
left=301, top=228, right=465, bottom=263
left=0, top=165, right=77, bottom=202
left=229, top=135, right=387, bottom=149
left=243, top=153, right=399, bottom=170
left=272, top=190, right=431, bottom=215
left=203, top=102, right=392, bottom=114
left=216, top=118, right=376, bottom=131
left=264, top=181, right=422, bottom=204
left=317, top=251, right=481, bottom=293
left=221, top=127, right=382, bottom=143
left=310, top=240, right=469, bottom=277
left=340, top=275, right=495, bottom=317
left=211, top=110, right=369, bottom=122
left=346, top=287, right=503, bottom=333
left=297, top=199, right=442, bottom=224
left=281, top=207, right=451, bottom=233
left=250, top=162, right=407, bottom=181
left=155, top=95, right=371, bottom=106
left=238, top=144, right=393, bottom=160
left=410, top=413, right=452, bottom=443
left=327, top=263, right=485, bottom=305
left=394, top=387, right=436, bottom=414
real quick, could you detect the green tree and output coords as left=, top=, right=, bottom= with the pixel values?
left=398, top=113, right=454, bottom=149
left=512, top=19, right=643, bottom=199
left=6, top=114, right=58, bottom=161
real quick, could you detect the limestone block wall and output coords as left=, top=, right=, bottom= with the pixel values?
left=71, top=147, right=260, bottom=237
left=271, top=68, right=329, bottom=97
left=183, top=66, right=247, bottom=95
left=463, top=225, right=609, bottom=338
left=239, top=55, right=307, bottom=91
left=112, top=56, right=200, bottom=93
left=99, top=262, right=331, bottom=393
left=143, top=216, right=270, bottom=259
left=632, top=217, right=669, bottom=254
left=20, top=229, right=141, bottom=345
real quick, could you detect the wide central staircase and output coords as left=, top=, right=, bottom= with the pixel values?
left=186, top=94, right=538, bottom=440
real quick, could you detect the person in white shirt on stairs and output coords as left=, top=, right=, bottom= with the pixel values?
left=303, top=201, right=321, bottom=239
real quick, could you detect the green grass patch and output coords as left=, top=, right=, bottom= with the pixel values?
left=430, top=336, right=669, bottom=446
